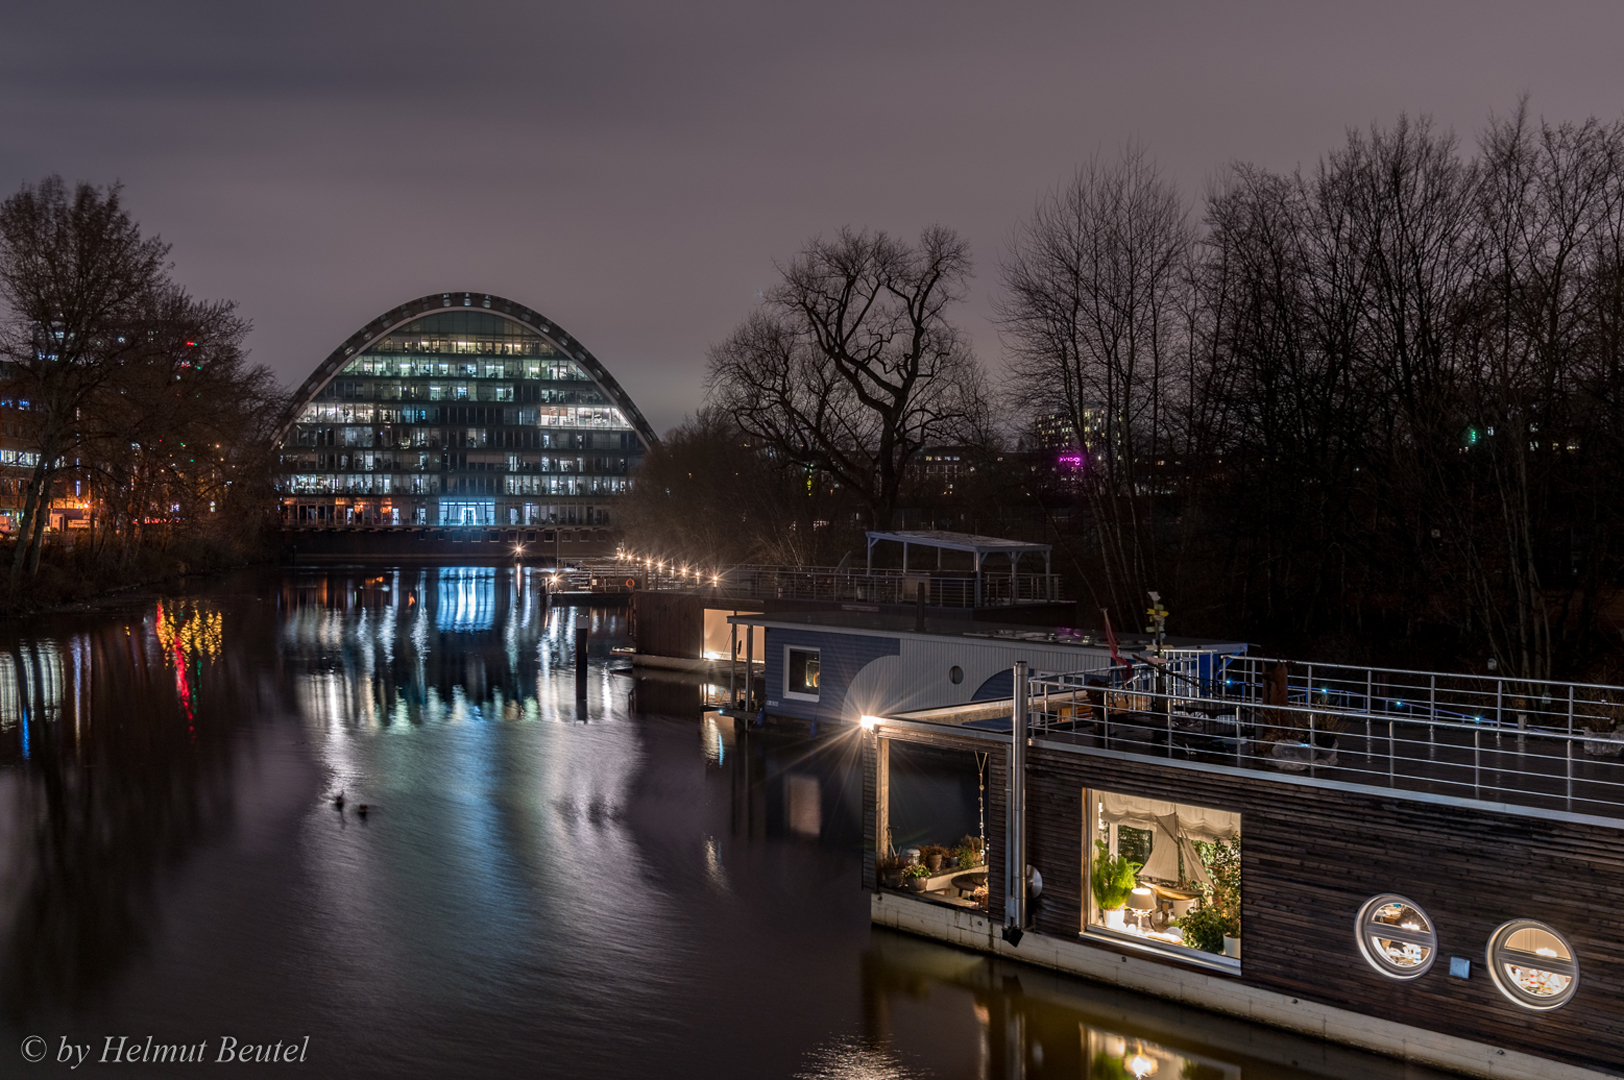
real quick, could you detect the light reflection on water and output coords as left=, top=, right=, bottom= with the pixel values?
left=0, top=567, right=1457, bottom=1080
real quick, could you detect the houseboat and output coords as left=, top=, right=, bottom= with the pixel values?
left=726, top=615, right=1624, bottom=1080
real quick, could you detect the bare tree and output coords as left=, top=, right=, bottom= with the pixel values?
left=618, top=407, right=861, bottom=567
left=707, top=227, right=989, bottom=530
left=0, top=178, right=170, bottom=580
left=997, top=148, right=1193, bottom=622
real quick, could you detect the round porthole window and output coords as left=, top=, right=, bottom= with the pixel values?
left=1355, top=894, right=1436, bottom=979
left=949, top=665, right=964, bottom=685
left=1487, top=920, right=1578, bottom=1010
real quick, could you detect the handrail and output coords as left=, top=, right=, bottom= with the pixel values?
left=1013, top=656, right=1624, bottom=816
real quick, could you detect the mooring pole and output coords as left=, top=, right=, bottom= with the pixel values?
left=574, top=613, right=589, bottom=693
left=1004, top=660, right=1028, bottom=945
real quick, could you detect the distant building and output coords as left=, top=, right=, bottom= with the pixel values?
left=276, top=292, right=655, bottom=545
left=919, top=448, right=974, bottom=496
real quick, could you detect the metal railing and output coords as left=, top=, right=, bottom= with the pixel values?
left=1014, top=656, right=1624, bottom=819
left=625, top=563, right=1061, bottom=608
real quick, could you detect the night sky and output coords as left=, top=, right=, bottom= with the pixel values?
left=5, top=1, right=1623, bottom=434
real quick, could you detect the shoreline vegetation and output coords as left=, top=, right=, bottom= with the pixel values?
left=1, top=177, right=285, bottom=608
left=0, top=531, right=278, bottom=616
left=641, top=105, right=1624, bottom=683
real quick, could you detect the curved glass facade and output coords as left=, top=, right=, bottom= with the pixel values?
left=278, top=308, right=647, bottom=539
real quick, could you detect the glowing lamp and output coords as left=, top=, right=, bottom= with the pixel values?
left=859, top=715, right=881, bottom=731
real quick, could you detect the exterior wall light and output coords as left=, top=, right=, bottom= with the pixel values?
left=859, top=715, right=880, bottom=731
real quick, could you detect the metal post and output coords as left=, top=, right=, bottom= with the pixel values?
left=1389, top=719, right=1396, bottom=787
left=1308, top=713, right=1316, bottom=779
left=1474, top=727, right=1480, bottom=798
left=729, top=619, right=738, bottom=708
left=1566, top=737, right=1573, bottom=808
left=1006, top=661, right=1029, bottom=942
left=1365, top=669, right=1373, bottom=757
left=744, top=621, right=754, bottom=715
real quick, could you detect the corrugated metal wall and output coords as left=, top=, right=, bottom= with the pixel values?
left=762, top=628, right=900, bottom=722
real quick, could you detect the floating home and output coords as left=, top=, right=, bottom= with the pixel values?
left=725, top=618, right=1624, bottom=1080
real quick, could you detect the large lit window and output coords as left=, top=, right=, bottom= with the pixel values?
left=1355, top=894, right=1436, bottom=979
left=1086, top=790, right=1241, bottom=965
left=1487, top=920, right=1578, bottom=1010
left=785, top=647, right=820, bottom=701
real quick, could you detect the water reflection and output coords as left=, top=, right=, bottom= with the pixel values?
left=279, top=566, right=620, bottom=730
left=0, top=598, right=271, bottom=1018
left=847, top=930, right=1448, bottom=1080
left=0, top=567, right=1459, bottom=1079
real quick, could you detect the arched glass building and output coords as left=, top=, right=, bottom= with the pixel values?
left=277, top=292, right=654, bottom=552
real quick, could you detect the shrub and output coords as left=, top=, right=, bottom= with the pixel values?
left=1090, top=840, right=1141, bottom=911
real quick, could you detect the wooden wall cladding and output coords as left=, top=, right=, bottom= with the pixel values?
left=629, top=591, right=702, bottom=659
left=866, top=731, right=1006, bottom=922
left=1023, top=743, right=1624, bottom=1076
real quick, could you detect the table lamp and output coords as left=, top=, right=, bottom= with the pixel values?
left=1128, top=886, right=1157, bottom=930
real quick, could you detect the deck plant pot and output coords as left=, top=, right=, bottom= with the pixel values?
left=1223, top=934, right=1241, bottom=958
left=1102, top=908, right=1126, bottom=930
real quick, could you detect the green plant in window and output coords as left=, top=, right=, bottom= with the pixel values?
left=1177, top=836, right=1241, bottom=952
left=1193, top=837, right=1242, bottom=926
left=1174, top=901, right=1235, bottom=954
left=1091, top=840, right=1141, bottom=912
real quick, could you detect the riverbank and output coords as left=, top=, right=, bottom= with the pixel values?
left=0, top=531, right=278, bottom=616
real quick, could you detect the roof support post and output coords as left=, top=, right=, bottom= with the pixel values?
left=1004, top=660, right=1029, bottom=944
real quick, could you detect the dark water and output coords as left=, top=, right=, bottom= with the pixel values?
left=0, top=566, right=1453, bottom=1079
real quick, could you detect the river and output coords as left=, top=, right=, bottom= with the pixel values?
left=0, top=565, right=1454, bottom=1078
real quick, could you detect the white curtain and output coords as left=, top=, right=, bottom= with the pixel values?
left=1096, top=791, right=1240, bottom=841
left=1097, top=791, right=1238, bottom=886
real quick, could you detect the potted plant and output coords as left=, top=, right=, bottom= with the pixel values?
left=1090, top=840, right=1141, bottom=929
left=878, top=855, right=905, bottom=889
left=921, top=844, right=947, bottom=872
left=904, top=864, right=931, bottom=892
left=1177, top=837, right=1242, bottom=954
left=960, top=835, right=985, bottom=866
left=955, top=844, right=976, bottom=870
left=1173, top=900, right=1235, bottom=953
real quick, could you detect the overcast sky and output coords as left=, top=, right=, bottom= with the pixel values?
left=5, top=1, right=1623, bottom=434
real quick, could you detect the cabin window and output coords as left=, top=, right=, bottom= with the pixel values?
left=1084, top=789, right=1241, bottom=967
left=785, top=647, right=820, bottom=701
left=1487, top=920, right=1578, bottom=1010
left=1355, top=894, right=1436, bottom=979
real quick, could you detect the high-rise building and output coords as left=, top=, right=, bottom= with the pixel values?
left=277, top=292, right=654, bottom=550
